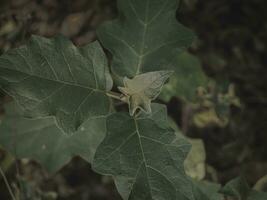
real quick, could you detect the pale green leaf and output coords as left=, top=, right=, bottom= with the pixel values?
left=0, top=35, right=112, bottom=135
left=118, top=70, right=172, bottom=115
left=92, top=104, right=196, bottom=200
left=160, top=52, right=209, bottom=102
left=185, top=139, right=206, bottom=181
left=0, top=102, right=108, bottom=172
left=254, top=175, right=267, bottom=192
left=97, top=0, right=195, bottom=80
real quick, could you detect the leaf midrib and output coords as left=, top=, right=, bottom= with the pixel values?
left=124, top=0, right=179, bottom=76
left=133, top=118, right=193, bottom=200
left=133, top=117, right=153, bottom=198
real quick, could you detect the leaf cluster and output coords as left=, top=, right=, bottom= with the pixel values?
left=0, top=0, right=265, bottom=199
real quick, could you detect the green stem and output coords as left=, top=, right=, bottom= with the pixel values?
left=0, top=165, right=17, bottom=200
left=106, top=91, right=127, bottom=103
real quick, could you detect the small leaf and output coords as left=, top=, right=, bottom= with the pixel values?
left=184, top=139, right=206, bottom=181
left=118, top=70, right=173, bottom=115
left=193, top=109, right=228, bottom=128
left=0, top=35, right=112, bottom=135
left=220, top=177, right=267, bottom=200
left=97, top=0, right=195, bottom=79
left=92, top=104, right=195, bottom=200
left=220, top=176, right=250, bottom=199
left=254, top=175, right=267, bottom=192
left=192, top=180, right=223, bottom=200
left=160, top=52, right=209, bottom=102
left=0, top=102, right=108, bottom=172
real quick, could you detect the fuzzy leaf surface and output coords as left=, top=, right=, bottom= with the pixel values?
left=93, top=104, right=196, bottom=200
left=118, top=71, right=172, bottom=115
left=0, top=103, right=108, bottom=172
left=97, top=0, right=195, bottom=80
left=0, top=35, right=112, bottom=135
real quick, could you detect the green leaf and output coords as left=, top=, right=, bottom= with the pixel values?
left=92, top=104, right=195, bottom=200
left=118, top=70, right=173, bottom=115
left=160, top=52, right=209, bottom=102
left=248, top=191, right=267, bottom=200
left=192, top=180, right=223, bottom=200
left=168, top=118, right=206, bottom=181
left=0, top=102, right=108, bottom=172
left=254, top=175, right=267, bottom=192
left=97, top=0, right=195, bottom=80
left=0, top=35, right=112, bottom=135
left=220, top=176, right=250, bottom=199
left=220, top=177, right=267, bottom=200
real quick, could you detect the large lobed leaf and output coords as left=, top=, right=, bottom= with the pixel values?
left=97, top=0, right=195, bottom=80
left=0, top=103, right=109, bottom=172
left=92, top=104, right=197, bottom=200
left=0, top=35, right=112, bottom=135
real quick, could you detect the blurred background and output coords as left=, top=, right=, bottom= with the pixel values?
left=0, top=0, right=266, bottom=199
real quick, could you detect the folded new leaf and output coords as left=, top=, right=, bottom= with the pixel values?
left=118, top=70, right=173, bottom=115
left=0, top=35, right=112, bottom=135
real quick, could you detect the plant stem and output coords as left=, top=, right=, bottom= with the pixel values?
left=106, top=91, right=127, bottom=103
left=0, top=165, right=17, bottom=200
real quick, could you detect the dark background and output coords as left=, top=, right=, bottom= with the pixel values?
left=0, top=0, right=267, bottom=199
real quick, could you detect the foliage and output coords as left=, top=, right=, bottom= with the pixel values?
left=220, top=177, right=267, bottom=200
left=97, top=0, right=194, bottom=81
left=0, top=102, right=107, bottom=172
left=160, top=51, right=208, bottom=102
left=0, top=0, right=266, bottom=199
left=0, top=37, right=112, bottom=135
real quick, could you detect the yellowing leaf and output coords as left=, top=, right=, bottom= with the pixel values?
left=118, top=71, right=173, bottom=115
left=193, top=109, right=228, bottom=128
left=185, top=138, right=206, bottom=181
left=254, top=175, right=267, bottom=192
